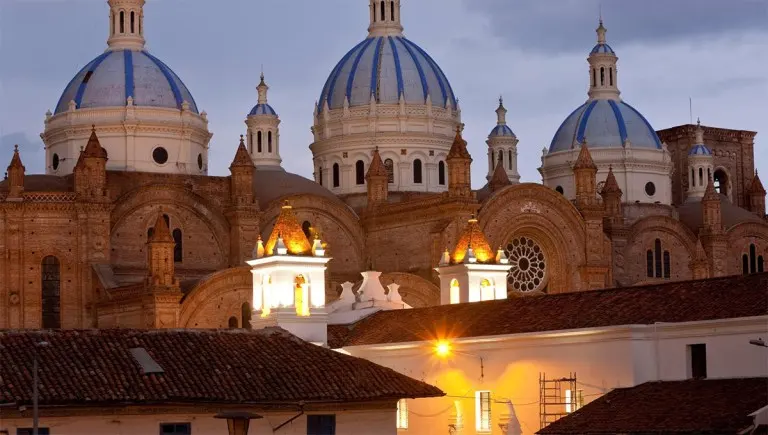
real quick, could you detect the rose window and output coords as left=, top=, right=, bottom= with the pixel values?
left=505, top=237, right=547, bottom=292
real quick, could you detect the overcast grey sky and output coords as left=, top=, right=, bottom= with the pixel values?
left=1, top=0, right=766, bottom=187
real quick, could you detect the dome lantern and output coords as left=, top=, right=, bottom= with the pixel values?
left=368, top=0, right=403, bottom=37
left=486, top=97, right=520, bottom=184
left=107, top=0, right=146, bottom=51
left=587, top=19, right=620, bottom=101
left=246, top=73, right=282, bottom=169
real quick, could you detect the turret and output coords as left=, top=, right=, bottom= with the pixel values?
left=486, top=97, right=520, bottom=183
left=366, top=147, right=389, bottom=207
left=146, top=212, right=179, bottom=289
left=600, top=166, right=622, bottom=222
left=747, top=170, right=766, bottom=217
left=689, top=239, right=709, bottom=280
left=488, top=160, right=511, bottom=193
left=74, top=126, right=109, bottom=200
left=230, top=135, right=255, bottom=206
left=107, top=0, right=146, bottom=50
left=245, top=73, right=282, bottom=168
left=702, top=177, right=722, bottom=233
left=447, top=125, right=473, bottom=199
left=573, top=141, right=598, bottom=209
left=367, top=0, right=403, bottom=37
left=686, top=120, right=714, bottom=201
left=5, top=145, right=25, bottom=199
left=587, top=19, right=620, bottom=101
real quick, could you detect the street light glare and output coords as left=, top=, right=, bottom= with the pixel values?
left=435, top=341, right=452, bottom=358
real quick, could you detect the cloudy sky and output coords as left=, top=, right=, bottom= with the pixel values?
left=0, top=0, right=765, bottom=187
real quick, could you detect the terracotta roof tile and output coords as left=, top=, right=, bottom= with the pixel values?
left=537, top=377, right=768, bottom=434
left=0, top=328, right=443, bottom=408
left=329, top=273, right=768, bottom=348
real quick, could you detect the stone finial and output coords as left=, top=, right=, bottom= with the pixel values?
left=68, top=100, right=77, bottom=112
left=596, top=18, right=607, bottom=44
left=703, top=176, right=719, bottom=202
left=257, top=72, right=269, bottom=105
left=357, top=271, right=387, bottom=302
left=495, top=96, right=507, bottom=125
left=338, top=282, right=356, bottom=305
left=387, top=283, right=403, bottom=304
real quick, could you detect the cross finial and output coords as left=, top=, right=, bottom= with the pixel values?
left=13, top=144, right=18, bottom=152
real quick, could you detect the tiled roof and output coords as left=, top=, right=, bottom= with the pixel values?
left=329, top=273, right=768, bottom=348
left=537, top=377, right=768, bottom=435
left=0, top=328, right=443, bottom=408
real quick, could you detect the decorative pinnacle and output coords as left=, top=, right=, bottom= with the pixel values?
left=496, top=96, right=508, bottom=125
left=596, top=18, right=607, bottom=44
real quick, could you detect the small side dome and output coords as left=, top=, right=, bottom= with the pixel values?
left=489, top=124, right=515, bottom=138
left=249, top=104, right=278, bottom=116
left=689, top=144, right=712, bottom=156
left=590, top=43, right=615, bottom=55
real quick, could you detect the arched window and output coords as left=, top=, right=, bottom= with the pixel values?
left=257, top=131, right=262, bottom=153
left=242, top=302, right=252, bottom=330
left=41, top=256, right=61, bottom=329
left=384, top=159, right=395, bottom=184
left=600, top=67, right=605, bottom=86
left=609, top=67, right=613, bottom=86
left=555, top=186, right=564, bottom=194
left=318, top=167, right=324, bottom=186
left=110, top=11, right=115, bottom=35
left=333, top=163, right=340, bottom=187
left=491, top=152, right=495, bottom=169
left=508, top=150, right=513, bottom=170
left=302, top=221, right=313, bottom=240
left=591, top=69, right=596, bottom=87
left=413, top=159, right=423, bottom=184
left=450, top=279, right=460, bottom=304
left=268, top=131, right=273, bottom=153
left=498, top=150, right=504, bottom=168
left=147, top=227, right=155, bottom=239
left=760, top=256, right=765, bottom=273
left=438, top=161, right=446, bottom=186
left=744, top=244, right=764, bottom=275
left=130, top=11, right=135, bottom=33
left=120, top=11, right=125, bottom=33
left=743, top=254, right=750, bottom=276
left=714, top=169, right=728, bottom=195
left=228, top=316, right=238, bottom=328
left=355, top=160, right=365, bottom=185
left=646, top=239, right=671, bottom=279
left=691, top=168, right=696, bottom=187
left=172, top=229, right=183, bottom=263
left=381, top=1, right=385, bottom=21
left=391, top=1, right=395, bottom=21
left=248, top=133, right=253, bottom=153
left=699, top=167, right=704, bottom=187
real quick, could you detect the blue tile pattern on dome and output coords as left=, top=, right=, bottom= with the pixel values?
left=318, top=36, right=456, bottom=111
left=249, top=104, right=277, bottom=116
left=549, top=99, right=662, bottom=153
left=489, top=125, right=515, bottom=137
left=590, top=43, right=615, bottom=54
left=55, top=50, right=198, bottom=115
left=689, top=144, right=712, bottom=156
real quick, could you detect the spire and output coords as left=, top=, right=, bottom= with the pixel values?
left=367, top=0, right=403, bottom=37
left=447, top=125, right=471, bottom=160
left=106, top=0, right=146, bottom=51
left=574, top=141, right=597, bottom=170
left=366, top=147, right=388, bottom=178
left=366, top=147, right=389, bottom=206
left=495, top=96, right=508, bottom=125
left=6, top=144, right=25, bottom=198
left=703, top=176, right=719, bottom=202
left=750, top=170, right=766, bottom=195
left=149, top=212, right=174, bottom=243
left=489, top=160, right=511, bottom=192
left=264, top=202, right=312, bottom=256
left=257, top=73, right=269, bottom=105
left=82, top=125, right=108, bottom=159
left=230, top=135, right=254, bottom=169
left=451, top=217, right=494, bottom=264
left=8, top=144, right=24, bottom=171
left=596, top=18, right=607, bottom=44
left=601, top=166, right=621, bottom=195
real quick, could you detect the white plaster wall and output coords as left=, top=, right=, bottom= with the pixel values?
left=541, top=147, right=673, bottom=205
left=1, top=410, right=397, bottom=435
left=344, top=318, right=768, bottom=435
left=42, top=106, right=212, bottom=175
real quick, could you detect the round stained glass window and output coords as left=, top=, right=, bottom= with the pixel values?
left=505, top=236, right=547, bottom=292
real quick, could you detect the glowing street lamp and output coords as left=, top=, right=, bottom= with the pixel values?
left=433, top=340, right=485, bottom=381
left=214, top=411, right=262, bottom=435
left=435, top=340, right=452, bottom=358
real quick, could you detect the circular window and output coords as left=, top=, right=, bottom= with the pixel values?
left=52, top=153, right=60, bottom=171
left=645, top=182, right=656, bottom=197
left=555, top=186, right=564, bottom=194
left=152, top=147, right=169, bottom=165
left=197, top=154, right=203, bottom=170
left=505, top=237, right=547, bottom=292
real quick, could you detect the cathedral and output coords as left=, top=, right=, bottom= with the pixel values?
left=0, top=0, right=766, bottom=330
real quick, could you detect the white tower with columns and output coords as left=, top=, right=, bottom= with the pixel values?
left=687, top=119, right=714, bottom=201
left=245, top=73, right=282, bottom=168
left=486, top=97, right=520, bottom=183
left=588, top=19, right=620, bottom=101
left=247, top=202, right=331, bottom=345
left=107, top=0, right=146, bottom=50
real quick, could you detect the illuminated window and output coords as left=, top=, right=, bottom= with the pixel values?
left=450, top=279, right=460, bottom=304
left=396, top=399, right=408, bottom=430
left=475, top=391, right=491, bottom=432
left=565, top=389, right=584, bottom=413
left=565, top=389, right=572, bottom=413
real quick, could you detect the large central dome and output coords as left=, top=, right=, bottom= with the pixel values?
left=318, top=35, right=456, bottom=111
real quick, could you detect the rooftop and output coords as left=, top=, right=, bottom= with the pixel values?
left=538, top=377, right=768, bottom=435
left=0, top=328, right=443, bottom=408
left=329, top=273, right=768, bottom=348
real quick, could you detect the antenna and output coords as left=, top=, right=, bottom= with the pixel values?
left=599, top=3, right=603, bottom=23
left=689, top=97, right=693, bottom=125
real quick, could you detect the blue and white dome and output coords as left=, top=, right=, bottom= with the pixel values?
left=55, top=49, right=198, bottom=115
left=318, top=35, right=457, bottom=111
left=549, top=99, right=662, bottom=153
left=489, top=124, right=515, bottom=137
left=689, top=144, right=712, bottom=156
left=590, top=43, right=615, bottom=55
left=249, top=104, right=277, bottom=116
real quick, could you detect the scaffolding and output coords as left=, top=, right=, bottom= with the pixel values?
left=539, top=372, right=582, bottom=430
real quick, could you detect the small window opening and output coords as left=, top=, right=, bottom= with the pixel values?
left=508, top=150, right=513, bottom=170
left=130, top=11, right=135, bottom=33
left=600, top=67, right=605, bottom=86
left=257, top=131, right=263, bottom=153
left=333, top=163, right=340, bottom=187
left=318, top=167, right=324, bottom=186
left=413, top=159, right=423, bottom=184
left=591, top=69, right=596, bottom=87
left=380, top=1, right=385, bottom=21
left=438, top=161, right=446, bottom=186
left=609, top=67, right=613, bottom=86
left=688, top=343, right=707, bottom=379
left=384, top=158, right=395, bottom=184
left=119, top=11, right=125, bottom=33
left=391, top=1, right=395, bottom=22
left=268, top=131, right=273, bottom=153
left=228, top=316, right=238, bottom=328
left=172, top=229, right=183, bottom=263
left=242, top=302, right=252, bottom=330
left=355, top=160, right=365, bottom=185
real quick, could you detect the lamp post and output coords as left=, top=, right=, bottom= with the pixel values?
left=214, top=411, right=262, bottom=435
left=434, top=340, right=485, bottom=381
left=32, top=341, right=50, bottom=435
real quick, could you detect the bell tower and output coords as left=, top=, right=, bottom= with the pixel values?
left=107, top=0, right=146, bottom=50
